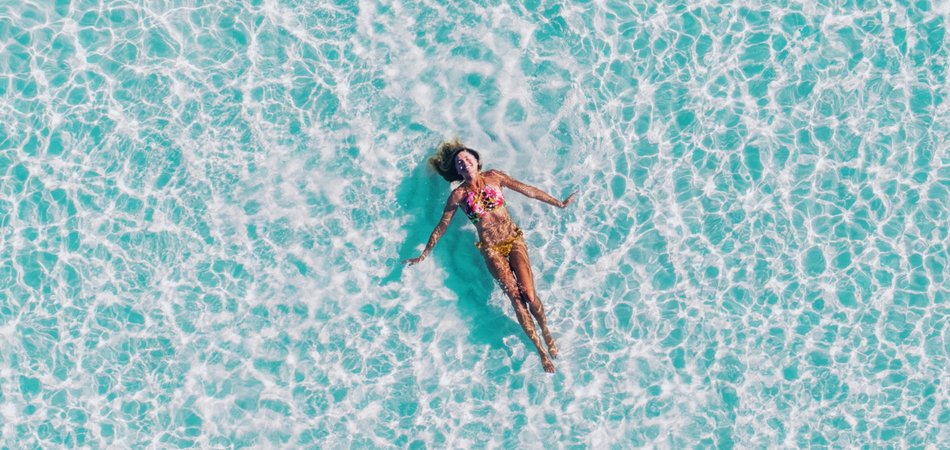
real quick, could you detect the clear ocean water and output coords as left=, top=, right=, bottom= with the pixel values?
left=1, top=0, right=949, bottom=448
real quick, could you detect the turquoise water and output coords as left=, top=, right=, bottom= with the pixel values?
left=1, top=0, right=949, bottom=447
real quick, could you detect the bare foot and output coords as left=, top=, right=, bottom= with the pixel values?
left=542, top=357, right=555, bottom=373
left=547, top=341, right=559, bottom=359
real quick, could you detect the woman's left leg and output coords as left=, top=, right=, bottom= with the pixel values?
left=507, top=238, right=558, bottom=358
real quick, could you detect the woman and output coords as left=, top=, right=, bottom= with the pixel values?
left=402, top=140, right=578, bottom=373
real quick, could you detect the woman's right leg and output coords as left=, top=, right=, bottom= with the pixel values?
left=507, top=238, right=558, bottom=358
left=481, top=248, right=555, bottom=373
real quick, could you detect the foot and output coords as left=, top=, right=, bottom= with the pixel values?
left=541, top=357, right=555, bottom=373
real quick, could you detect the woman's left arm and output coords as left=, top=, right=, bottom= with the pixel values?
left=494, top=171, right=578, bottom=208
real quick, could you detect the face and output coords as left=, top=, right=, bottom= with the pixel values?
left=454, top=151, right=479, bottom=179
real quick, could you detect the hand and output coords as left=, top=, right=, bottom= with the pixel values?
left=401, top=255, right=425, bottom=266
left=559, top=191, right=578, bottom=208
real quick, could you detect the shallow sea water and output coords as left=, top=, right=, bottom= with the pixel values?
left=1, top=0, right=950, bottom=448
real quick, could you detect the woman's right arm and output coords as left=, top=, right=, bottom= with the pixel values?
left=401, top=191, right=461, bottom=266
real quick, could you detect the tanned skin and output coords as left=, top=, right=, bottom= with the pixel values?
left=402, top=151, right=578, bottom=373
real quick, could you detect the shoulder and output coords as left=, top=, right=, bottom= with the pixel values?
left=484, top=169, right=513, bottom=188
left=449, top=185, right=468, bottom=202
left=484, top=169, right=510, bottom=181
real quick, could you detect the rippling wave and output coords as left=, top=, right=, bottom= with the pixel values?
left=1, top=0, right=948, bottom=447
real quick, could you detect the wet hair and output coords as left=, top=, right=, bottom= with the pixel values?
left=427, top=138, right=482, bottom=183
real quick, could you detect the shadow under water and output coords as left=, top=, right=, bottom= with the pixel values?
left=386, top=160, right=529, bottom=356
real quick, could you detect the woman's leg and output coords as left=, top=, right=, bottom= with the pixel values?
left=507, top=238, right=558, bottom=358
left=481, top=247, right=555, bottom=373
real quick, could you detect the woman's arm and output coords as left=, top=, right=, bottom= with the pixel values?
left=401, top=191, right=461, bottom=266
left=494, top=171, right=578, bottom=208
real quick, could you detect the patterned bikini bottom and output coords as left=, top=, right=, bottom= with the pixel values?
left=475, top=227, right=524, bottom=257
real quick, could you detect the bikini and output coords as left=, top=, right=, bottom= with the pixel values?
left=462, top=184, right=523, bottom=257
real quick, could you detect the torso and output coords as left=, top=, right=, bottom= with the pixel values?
left=462, top=184, right=505, bottom=223
left=455, top=171, right=520, bottom=246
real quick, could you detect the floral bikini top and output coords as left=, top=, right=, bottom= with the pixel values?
left=462, top=184, right=506, bottom=224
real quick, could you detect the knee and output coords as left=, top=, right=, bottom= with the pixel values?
left=528, top=298, right=542, bottom=313
left=518, top=283, right=537, bottom=303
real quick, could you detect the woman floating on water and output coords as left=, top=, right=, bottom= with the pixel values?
left=402, top=140, right=578, bottom=373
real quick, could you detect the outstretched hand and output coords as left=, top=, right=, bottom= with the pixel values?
left=401, top=255, right=425, bottom=266
left=559, top=191, right=579, bottom=208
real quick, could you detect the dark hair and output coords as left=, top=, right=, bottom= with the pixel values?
left=427, top=138, right=482, bottom=182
